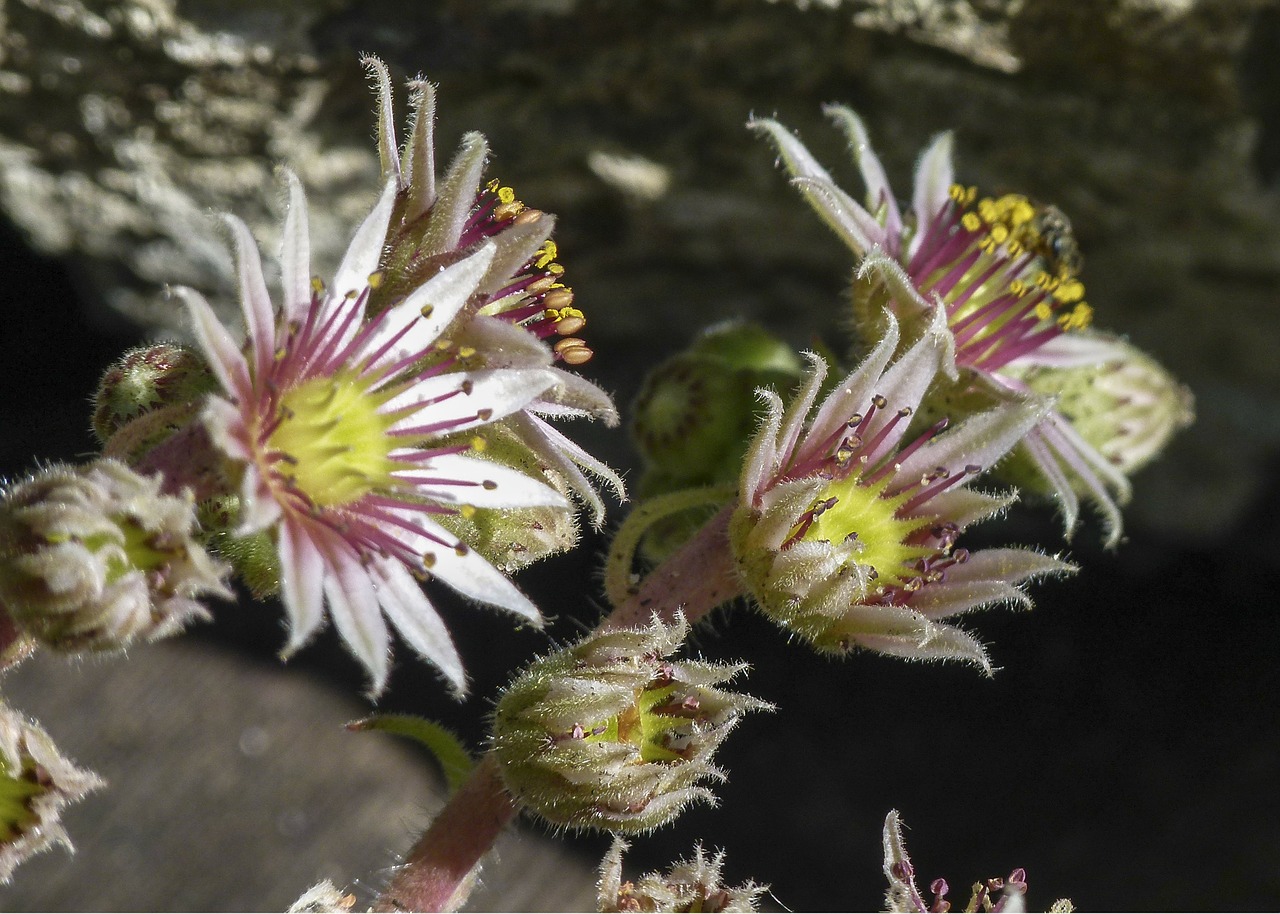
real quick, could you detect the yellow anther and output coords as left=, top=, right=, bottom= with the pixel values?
left=470, top=435, right=487, bottom=452
left=1058, top=302, right=1093, bottom=330
left=977, top=199, right=997, bottom=222
left=493, top=201, right=525, bottom=221
left=423, top=552, right=437, bottom=569
left=949, top=184, right=967, bottom=202
left=534, top=240, right=558, bottom=270
left=1034, top=302, right=1053, bottom=321
left=962, top=185, right=977, bottom=204
left=542, top=287, right=575, bottom=310
left=459, top=505, right=476, bottom=519
left=497, top=186, right=516, bottom=205
left=310, top=277, right=325, bottom=294
left=420, top=303, right=435, bottom=319
left=989, top=223, right=1009, bottom=244
left=961, top=212, right=982, bottom=232
left=486, top=178, right=500, bottom=192
left=1006, top=240, right=1024, bottom=256
left=548, top=263, right=565, bottom=276
left=1010, top=279, right=1027, bottom=297
left=367, top=271, right=384, bottom=290
left=1054, top=279, right=1085, bottom=304
left=1011, top=198, right=1035, bottom=225
left=457, top=346, right=477, bottom=359
left=978, top=237, right=997, bottom=254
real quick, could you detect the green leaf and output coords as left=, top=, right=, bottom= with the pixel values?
left=347, top=715, right=474, bottom=792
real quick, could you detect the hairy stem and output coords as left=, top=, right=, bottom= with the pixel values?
left=370, top=500, right=744, bottom=912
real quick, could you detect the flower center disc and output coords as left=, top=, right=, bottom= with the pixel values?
left=268, top=374, right=397, bottom=508
left=804, top=477, right=934, bottom=589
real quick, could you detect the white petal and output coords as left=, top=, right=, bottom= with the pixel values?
left=747, top=116, right=840, bottom=184
left=897, top=399, right=1048, bottom=488
left=363, top=55, right=401, bottom=184
left=856, top=623, right=993, bottom=673
left=330, top=176, right=397, bottom=302
left=740, top=388, right=784, bottom=500
left=277, top=519, right=326, bottom=656
left=1021, top=428, right=1081, bottom=535
left=387, top=368, right=558, bottom=435
left=502, top=412, right=624, bottom=527
left=792, top=176, right=889, bottom=255
left=365, top=242, right=495, bottom=372
left=400, top=452, right=570, bottom=509
left=323, top=544, right=392, bottom=693
left=422, top=132, right=488, bottom=255
left=824, top=105, right=902, bottom=241
left=404, top=78, right=438, bottom=220
left=474, top=213, right=554, bottom=300
left=372, top=559, right=465, bottom=693
left=941, top=548, right=1076, bottom=586
left=775, top=353, right=827, bottom=471
left=279, top=170, right=312, bottom=323
left=908, top=131, right=954, bottom=260
left=910, top=579, right=1031, bottom=620
left=801, top=311, right=900, bottom=460
left=927, top=487, right=1017, bottom=528
left=224, top=215, right=276, bottom=382
left=459, top=314, right=553, bottom=370
left=1007, top=329, right=1126, bottom=369
left=177, top=286, right=250, bottom=400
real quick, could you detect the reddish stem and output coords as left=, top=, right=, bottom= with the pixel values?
left=370, top=501, right=743, bottom=912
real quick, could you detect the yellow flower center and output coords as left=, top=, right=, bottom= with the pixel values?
left=802, top=476, right=936, bottom=590
left=268, top=373, right=398, bottom=508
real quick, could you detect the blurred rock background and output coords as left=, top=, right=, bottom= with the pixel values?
left=1, top=0, right=1278, bottom=910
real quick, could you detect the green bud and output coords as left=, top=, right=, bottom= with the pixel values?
left=0, top=699, right=103, bottom=883
left=491, top=615, right=767, bottom=833
left=197, top=496, right=281, bottom=599
left=0, top=460, right=230, bottom=653
left=631, top=323, right=804, bottom=560
left=92, top=344, right=218, bottom=464
left=1012, top=333, right=1193, bottom=477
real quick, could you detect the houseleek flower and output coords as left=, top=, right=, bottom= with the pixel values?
left=751, top=108, right=1188, bottom=546
left=363, top=57, right=624, bottom=529
left=598, top=838, right=766, bottom=912
left=0, top=459, right=229, bottom=653
left=491, top=614, right=767, bottom=833
left=176, top=171, right=570, bottom=695
left=730, top=311, right=1071, bottom=671
left=0, top=700, right=103, bottom=883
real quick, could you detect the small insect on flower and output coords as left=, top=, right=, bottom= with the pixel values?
left=176, top=171, right=571, bottom=695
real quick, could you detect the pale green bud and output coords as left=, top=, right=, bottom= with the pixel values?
left=491, top=615, right=767, bottom=834
left=1013, top=333, right=1193, bottom=476
left=0, top=460, right=231, bottom=653
left=0, top=699, right=103, bottom=883
left=598, top=838, right=766, bottom=913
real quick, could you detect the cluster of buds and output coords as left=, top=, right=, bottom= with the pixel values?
left=0, top=459, right=229, bottom=654
left=598, top=838, right=766, bottom=912
left=0, top=700, right=103, bottom=883
left=882, top=811, right=1073, bottom=913
left=491, top=615, right=767, bottom=833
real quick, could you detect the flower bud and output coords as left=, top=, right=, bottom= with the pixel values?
left=491, top=615, right=767, bottom=833
left=0, top=700, right=103, bottom=882
left=598, top=838, right=766, bottom=913
left=92, top=343, right=218, bottom=464
left=1009, top=332, right=1193, bottom=477
left=0, top=460, right=230, bottom=653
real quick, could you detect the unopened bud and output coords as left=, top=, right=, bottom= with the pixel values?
left=492, top=615, right=767, bottom=833
left=0, top=700, right=103, bottom=882
left=598, top=838, right=766, bottom=912
left=0, top=460, right=230, bottom=653
left=92, top=343, right=217, bottom=463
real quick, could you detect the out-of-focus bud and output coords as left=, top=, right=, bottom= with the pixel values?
left=491, top=615, right=767, bottom=833
left=630, top=323, right=805, bottom=560
left=0, top=700, right=103, bottom=883
left=597, top=837, right=766, bottom=913
left=1009, top=332, right=1194, bottom=477
left=92, top=343, right=218, bottom=464
left=0, top=460, right=230, bottom=653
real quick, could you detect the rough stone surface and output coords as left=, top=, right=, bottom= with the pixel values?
left=0, top=641, right=597, bottom=911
